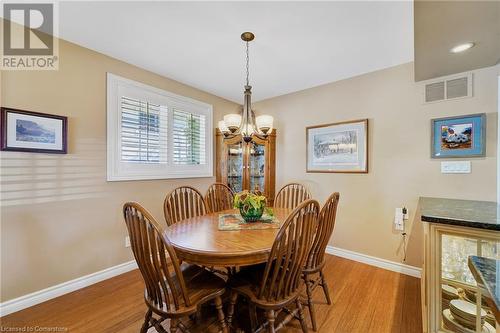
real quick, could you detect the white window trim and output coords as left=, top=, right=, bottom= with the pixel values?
left=107, top=73, right=213, bottom=181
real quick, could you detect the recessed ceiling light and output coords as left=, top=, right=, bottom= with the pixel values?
left=450, top=42, right=475, bottom=53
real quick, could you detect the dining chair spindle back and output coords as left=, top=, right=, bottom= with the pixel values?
left=227, top=199, right=320, bottom=333
left=303, top=192, right=340, bottom=331
left=123, top=202, right=227, bottom=333
left=205, top=182, right=234, bottom=213
left=274, top=183, right=312, bottom=210
left=164, top=186, right=207, bottom=226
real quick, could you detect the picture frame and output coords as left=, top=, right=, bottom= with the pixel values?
left=306, top=119, right=368, bottom=173
left=431, top=113, right=486, bottom=159
left=1, top=107, right=68, bottom=154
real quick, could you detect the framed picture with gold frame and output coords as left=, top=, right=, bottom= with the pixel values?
left=306, top=119, right=368, bottom=173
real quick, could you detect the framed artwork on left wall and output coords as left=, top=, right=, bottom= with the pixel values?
left=1, top=107, right=68, bottom=154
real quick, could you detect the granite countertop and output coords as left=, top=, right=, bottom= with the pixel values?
left=419, top=197, right=500, bottom=231
left=468, top=256, right=500, bottom=323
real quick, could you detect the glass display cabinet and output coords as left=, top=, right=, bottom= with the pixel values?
left=216, top=129, right=276, bottom=205
left=422, top=222, right=499, bottom=333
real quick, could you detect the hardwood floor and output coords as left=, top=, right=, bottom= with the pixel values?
left=0, top=255, right=422, bottom=333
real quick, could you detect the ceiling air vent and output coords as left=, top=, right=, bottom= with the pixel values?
left=423, top=73, right=473, bottom=104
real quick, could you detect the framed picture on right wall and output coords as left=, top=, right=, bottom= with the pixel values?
left=306, top=119, right=368, bottom=173
left=431, top=113, right=486, bottom=158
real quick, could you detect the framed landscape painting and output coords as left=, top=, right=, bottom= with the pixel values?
left=1, top=107, right=67, bottom=154
left=431, top=113, right=485, bottom=158
left=306, top=119, right=368, bottom=173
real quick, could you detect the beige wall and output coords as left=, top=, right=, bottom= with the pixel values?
left=1, top=40, right=498, bottom=304
left=254, top=62, right=499, bottom=268
left=0, top=39, right=239, bottom=302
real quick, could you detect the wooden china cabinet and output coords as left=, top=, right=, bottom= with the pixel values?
left=215, top=129, right=276, bottom=205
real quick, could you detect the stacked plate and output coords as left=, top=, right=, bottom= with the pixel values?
left=463, top=289, right=495, bottom=326
left=445, top=299, right=491, bottom=332
left=442, top=284, right=460, bottom=310
left=485, top=311, right=495, bottom=327
left=443, top=309, right=495, bottom=333
left=464, top=289, right=490, bottom=307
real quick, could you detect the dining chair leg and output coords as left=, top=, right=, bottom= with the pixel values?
left=249, top=303, right=259, bottom=332
left=193, top=307, right=204, bottom=324
left=178, top=321, right=190, bottom=333
left=319, top=269, right=332, bottom=305
left=170, top=318, right=179, bottom=333
left=226, top=291, right=238, bottom=327
left=266, top=309, right=276, bottom=333
left=214, top=296, right=228, bottom=333
left=140, top=309, right=152, bottom=333
left=304, top=277, right=317, bottom=331
left=296, top=299, right=309, bottom=333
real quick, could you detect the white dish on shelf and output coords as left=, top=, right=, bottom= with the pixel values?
left=442, top=284, right=459, bottom=299
left=451, top=310, right=482, bottom=330
left=464, top=289, right=491, bottom=309
left=450, top=299, right=487, bottom=320
left=485, top=312, right=495, bottom=326
left=442, top=284, right=457, bottom=293
left=443, top=309, right=495, bottom=333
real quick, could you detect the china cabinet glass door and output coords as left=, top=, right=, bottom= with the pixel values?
left=226, top=142, right=244, bottom=193
left=216, top=129, right=275, bottom=204
left=248, top=142, right=265, bottom=192
left=440, top=233, right=499, bottom=333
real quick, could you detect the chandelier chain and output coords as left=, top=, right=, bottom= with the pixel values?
left=245, top=41, right=249, bottom=86
left=219, top=32, right=271, bottom=143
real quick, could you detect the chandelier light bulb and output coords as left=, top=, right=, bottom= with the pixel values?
left=223, top=114, right=241, bottom=133
left=218, top=120, right=229, bottom=133
left=256, top=115, right=274, bottom=134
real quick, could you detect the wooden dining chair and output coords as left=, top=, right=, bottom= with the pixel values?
left=274, top=183, right=312, bottom=210
left=302, top=192, right=340, bottom=331
left=164, top=186, right=207, bottom=226
left=205, top=182, right=234, bottom=213
left=123, top=202, right=228, bottom=333
left=226, top=199, right=320, bottom=333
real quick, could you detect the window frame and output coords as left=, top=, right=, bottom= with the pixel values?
left=107, top=73, right=213, bottom=181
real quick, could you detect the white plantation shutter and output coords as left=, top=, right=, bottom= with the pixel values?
left=120, top=96, right=168, bottom=163
left=172, top=109, right=206, bottom=165
left=107, top=73, right=213, bottom=181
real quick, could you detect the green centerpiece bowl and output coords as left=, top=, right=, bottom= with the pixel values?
left=234, top=190, right=267, bottom=223
left=239, top=205, right=264, bottom=222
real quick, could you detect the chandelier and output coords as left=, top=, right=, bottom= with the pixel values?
left=218, top=32, right=274, bottom=143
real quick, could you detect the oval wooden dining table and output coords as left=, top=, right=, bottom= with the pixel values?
left=165, top=207, right=292, bottom=267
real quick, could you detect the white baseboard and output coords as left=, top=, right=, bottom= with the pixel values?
left=326, top=246, right=421, bottom=278
left=0, top=260, right=138, bottom=317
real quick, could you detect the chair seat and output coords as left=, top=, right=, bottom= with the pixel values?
left=146, top=263, right=226, bottom=316
left=229, top=263, right=299, bottom=308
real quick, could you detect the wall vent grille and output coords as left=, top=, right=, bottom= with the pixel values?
left=423, top=73, right=473, bottom=104
left=425, top=82, right=445, bottom=102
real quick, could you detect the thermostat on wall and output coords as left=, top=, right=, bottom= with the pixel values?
left=441, top=161, right=471, bottom=174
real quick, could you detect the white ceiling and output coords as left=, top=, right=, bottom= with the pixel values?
left=58, top=1, right=414, bottom=103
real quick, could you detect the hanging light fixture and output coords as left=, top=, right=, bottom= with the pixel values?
left=218, top=32, right=273, bottom=143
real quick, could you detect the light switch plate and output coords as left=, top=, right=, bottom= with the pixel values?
left=441, top=161, right=471, bottom=174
